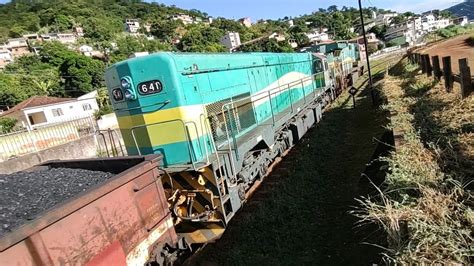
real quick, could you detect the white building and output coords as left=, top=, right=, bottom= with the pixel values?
left=57, top=33, right=77, bottom=44
left=171, top=14, right=195, bottom=25
left=41, top=34, right=59, bottom=42
left=375, top=13, right=398, bottom=26
left=0, top=47, right=13, bottom=69
left=22, top=33, right=39, bottom=41
left=386, top=14, right=454, bottom=45
left=5, top=38, right=30, bottom=58
left=288, top=39, right=298, bottom=48
left=306, top=31, right=329, bottom=43
left=125, top=19, right=140, bottom=33
left=0, top=94, right=99, bottom=130
left=79, top=45, right=93, bottom=56
left=73, top=26, right=84, bottom=37
left=269, top=32, right=286, bottom=42
left=366, top=32, right=380, bottom=43
left=0, top=47, right=13, bottom=61
left=220, top=32, right=241, bottom=50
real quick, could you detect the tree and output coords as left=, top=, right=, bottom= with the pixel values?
left=178, top=25, right=225, bottom=52
left=327, top=5, right=338, bottom=13
left=439, top=10, right=453, bottom=19
left=59, top=55, right=105, bottom=97
left=150, top=19, right=182, bottom=42
left=53, top=14, right=73, bottom=32
left=391, top=15, right=407, bottom=25
left=211, top=18, right=245, bottom=33
left=82, top=17, right=118, bottom=42
left=369, top=25, right=388, bottom=40
left=240, top=38, right=293, bottom=53
left=40, top=41, right=77, bottom=67
left=8, top=26, right=26, bottom=37
left=0, top=117, right=18, bottom=134
left=290, top=32, right=309, bottom=46
left=0, top=73, right=27, bottom=107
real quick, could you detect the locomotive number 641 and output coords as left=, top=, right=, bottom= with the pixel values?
left=138, top=80, right=163, bottom=95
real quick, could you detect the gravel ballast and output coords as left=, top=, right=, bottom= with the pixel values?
left=0, top=168, right=113, bottom=236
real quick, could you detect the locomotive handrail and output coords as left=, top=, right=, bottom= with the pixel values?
left=130, top=119, right=204, bottom=171
left=220, top=72, right=324, bottom=123
left=217, top=72, right=325, bottom=172
left=114, top=100, right=171, bottom=114
left=184, top=120, right=209, bottom=166
left=180, top=59, right=313, bottom=76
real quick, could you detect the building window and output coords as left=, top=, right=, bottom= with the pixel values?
left=52, top=108, right=63, bottom=117
left=82, top=103, right=92, bottom=111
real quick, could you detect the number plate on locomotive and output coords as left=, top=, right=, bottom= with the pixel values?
left=138, top=80, right=163, bottom=95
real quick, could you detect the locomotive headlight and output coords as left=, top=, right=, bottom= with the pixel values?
left=120, top=77, right=131, bottom=89
left=124, top=89, right=137, bottom=100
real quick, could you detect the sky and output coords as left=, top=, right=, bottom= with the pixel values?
left=153, top=0, right=458, bottom=20
left=0, top=0, right=459, bottom=20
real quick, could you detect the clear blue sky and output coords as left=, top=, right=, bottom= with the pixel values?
left=153, top=0, right=456, bottom=19
left=0, top=0, right=457, bottom=20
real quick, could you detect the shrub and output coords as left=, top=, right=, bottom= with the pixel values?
left=93, top=105, right=113, bottom=120
left=0, top=117, right=17, bottom=134
left=467, top=35, right=474, bottom=46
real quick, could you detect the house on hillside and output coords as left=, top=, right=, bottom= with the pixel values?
left=268, top=33, right=286, bottom=42
left=0, top=47, right=13, bottom=70
left=451, top=16, right=469, bottom=26
left=73, top=26, right=84, bottom=37
left=6, top=38, right=30, bottom=58
left=79, top=45, right=94, bottom=56
left=374, top=13, right=398, bottom=26
left=306, top=30, right=329, bottom=43
left=220, top=32, right=241, bottom=50
left=57, top=33, right=77, bottom=44
left=125, top=19, right=140, bottom=33
left=40, top=33, right=59, bottom=42
left=171, top=14, right=195, bottom=25
left=0, top=93, right=99, bottom=130
left=22, top=33, right=39, bottom=42
left=239, top=17, right=252, bottom=28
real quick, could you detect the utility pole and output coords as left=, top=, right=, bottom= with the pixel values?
left=358, top=0, right=375, bottom=105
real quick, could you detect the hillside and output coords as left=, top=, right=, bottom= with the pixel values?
left=0, top=1, right=383, bottom=112
left=0, top=0, right=203, bottom=42
left=445, top=0, right=474, bottom=20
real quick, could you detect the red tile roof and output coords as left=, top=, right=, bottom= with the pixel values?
left=0, top=96, right=75, bottom=117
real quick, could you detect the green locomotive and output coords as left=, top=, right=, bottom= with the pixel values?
left=105, top=42, right=361, bottom=244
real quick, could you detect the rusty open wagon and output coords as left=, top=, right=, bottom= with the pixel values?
left=0, top=155, right=181, bottom=265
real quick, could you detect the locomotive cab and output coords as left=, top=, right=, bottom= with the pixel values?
left=105, top=54, right=212, bottom=167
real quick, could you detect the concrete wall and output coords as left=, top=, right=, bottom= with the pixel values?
left=97, top=113, right=119, bottom=130
left=0, top=134, right=98, bottom=174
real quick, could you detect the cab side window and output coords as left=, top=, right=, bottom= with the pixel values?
left=313, top=60, right=323, bottom=73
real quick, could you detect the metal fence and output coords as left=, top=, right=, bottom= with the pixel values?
left=0, top=116, right=97, bottom=161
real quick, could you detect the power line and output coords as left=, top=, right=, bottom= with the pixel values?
left=0, top=72, right=105, bottom=79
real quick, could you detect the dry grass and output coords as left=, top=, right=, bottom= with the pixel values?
left=354, top=59, right=474, bottom=264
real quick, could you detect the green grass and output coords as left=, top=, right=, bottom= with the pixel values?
left=194, top=61, right=396, bottom=265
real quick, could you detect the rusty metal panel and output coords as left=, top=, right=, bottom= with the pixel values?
left=0, top=155, right=177, bottom=265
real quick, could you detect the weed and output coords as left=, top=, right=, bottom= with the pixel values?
left=356, top=59, right=473, bottom=264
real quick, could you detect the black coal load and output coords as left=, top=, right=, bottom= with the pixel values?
left=0, top=168, right=113, bottom=236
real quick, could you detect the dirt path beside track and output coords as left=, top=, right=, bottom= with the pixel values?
left=419, top=35, right=474, bottom=74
